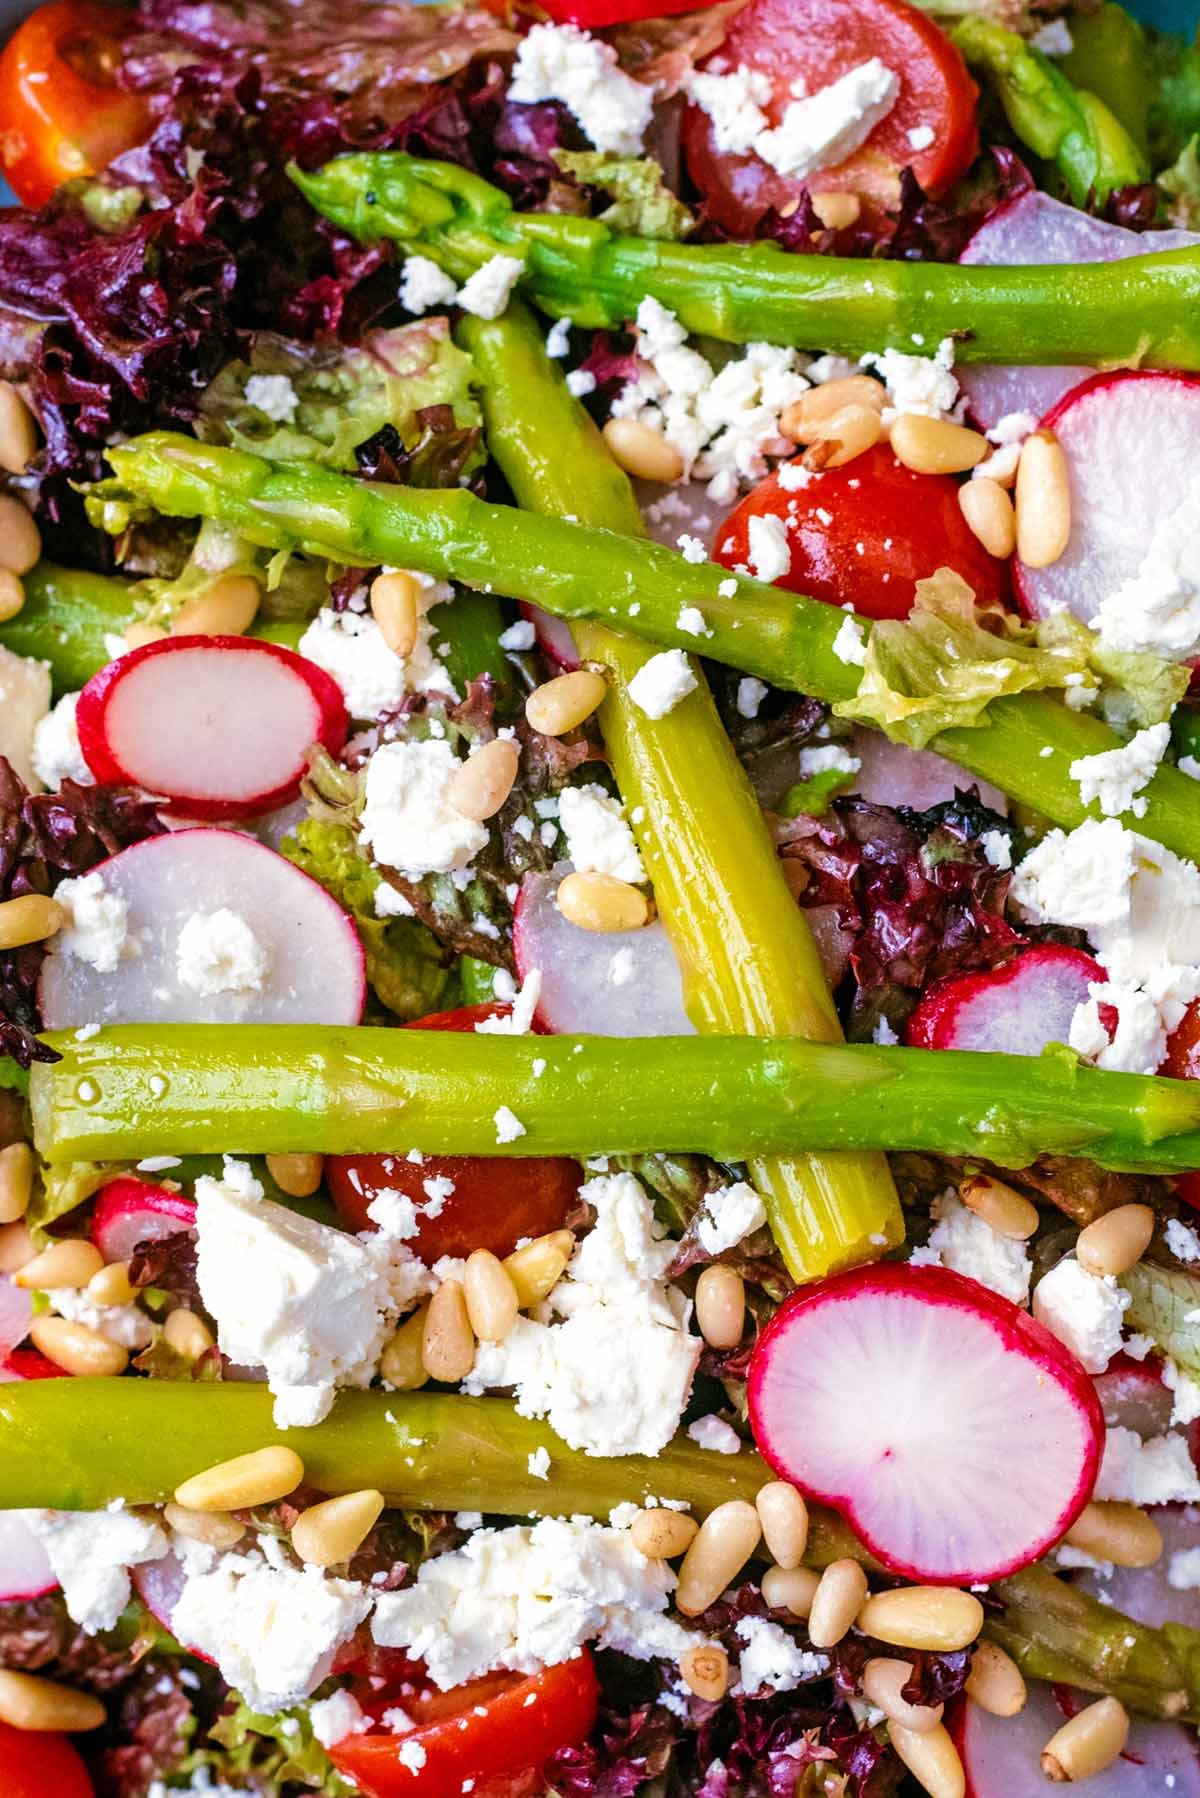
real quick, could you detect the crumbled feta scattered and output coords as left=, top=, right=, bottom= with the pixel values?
left=627, top=649, right=698, bottom=720
left=863, top=337, right=958, bottom=422
left=498, top=618, right=537, bottom=651
left=747, top=512, right=791, bottom=583
left=1094, top=481, right=1200, bottom=661
left=527, top=1445, right=551, bottom=1480
left=23, top=1506, right=167, bottom=1635
left=476, top=968, right=542, bottom=1036
left=798, top=743, right=860, bottom=779
left=736, top=676, right=768, bottom=719
left=980, top=828, right=1012, bottom=871
left=1030, top=18, right=1073, bottom=54
left=906, top=123, right=935, bottom=150
left=677, top=534, right=707, bottom=564
left=1164, top=1356, right=1200, bottom=1426
left=509, top=23, right=653, bottom=154
left=244, top=373, right=299, bottom=422
left=176, top=908, right=269, bottom=998
left=32, top=691, right=92, bottom=789
left=0, top=645, right=51, bottom=791
left=397, top=1740, right=427, bottom=1771
left=1032, top=1255, right=1129, bottom=1373
left=697, top=1180, right=767, bottom=1256
left=298, top=588, right=455, bottom=720
left=545, top=318, right=571, bottom=358
left=359, top=739, right=490, bottom=879
left=755, top=59, right=900, bottom=180
left=687, top=1414, right=742, bottom=1454
left=832, top=613, right=867, bottom=666
left=375, top=882, right=416, bottom=918
left=1095, top=1426, right=1200, bottom=1505
left=566, top=368, right=596, bottom=397
left=559, top=783, right=646, bottom=883
left=1168, top=1546, right=1200, bottom=1589
left=310, top=1689, right=369, bottom=1748
left=493, top=1105, right=527, bottom=1144
left=52, top=871, right=129, bottom=973
left=685, top=64, right=772, bottom=154
left=677, top=605, right=709, bottom=636
left=46, top=1285, right=154, bottom=1348
left=926, top=1189, right=1031, bottom=1305
left=734, top=1617, right=828, bottom=1694
left=457, top=254, right=525, bottom=321
left=399, top=255, right=459, bottom=315
left=1167, top=1217, right=1200, bottom=1262
left=1070, top=722, right=1169, bottom=819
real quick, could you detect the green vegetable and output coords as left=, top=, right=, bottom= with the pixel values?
left=1057, top=4, right=1152, bottom=156
left=285, top=154, right=1200, bottom=365
left=459, top=955, right=500, bottom=1004
left=553, top=151, right=694, bottom=239
left=1148, top=29, right=1200, bottom=169
left=195, top=1700, right=355, bottom=1796
left=1159, top=135, right=1200, bottom=229
left=1121, top=1257, right=1200, bottom=1381
left=779, top=767, right=857, bottom=817
left=0, top=1058, right=27, bottom=1095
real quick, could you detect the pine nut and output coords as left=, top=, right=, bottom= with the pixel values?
left=803, top=404, right=882, bottom=471
left=675, top=1500, right=762, bottom=1615
left=422, top=1278, right=476, bottom=1382
left=525, top=669, right=608, bottom=737
left=602, top=418, right=684, bottom=484
left=0, top=383, right=38, bottom=474
left=1076, top=1204, right=1155, bottom=1279
left=292, top=1488, right=385, bottom=1567
left=0, top=569, right=24, bottom=622
left=0, top=494, right=41, bottom=575
left=781, top=376, right=884, bottom=442
left=1064, top=1499, right=1163, bottom=1568
left=630, top=1507, right=698, bottom=1560
left=958, top=478, right=1016, bottom=559
left=266, top=1152, right=324, bottom=1199
left=87, top=1260, right=135, bottom=1306
left=380, top=1305, right=429, bottom=1391
left=370, top=571, right=420, bottom=657
left=0, top=1668, right=105, bottom=1733
left=449, top=739, right=521, bottom=822
left=30, top=1315, right=128, bottom=1377
left=464, top=1249, right=520, bottom=1342
left=0, top=893, right=65, bottom=949
left=889, top=1721, right=966, bottom=1798
left=1015, top=430, right=1071, bottom=568
left=890, top=415, right=988, bottom=476
left=557, top=871, right=650, bottom=933
left=1041, top=1696, right=1129, bottom=1782
left=856, top=1586, right=984, bottom=1652
left=810, top=192, right=862, bottom=230
left=863, top=1658, right=944, bottom=1734
left=0, top=1219, right=36, bottom=1272
left=173, top=1444, right=304, bottom=1511
left=0, top=1141, right=33, bottom=1223
left=679, top=1642, right=729, bottom=1700
left=164, top=1308, right=215, bottom=1360
left=761, top=1564, right=820, bottom=1617
left=965, top=1640, right=1026, bottom=1716
left=755, top=1481, right=809, bottom=1570
left=173, top=573, right=261, bottom=636
left=695, top=1263, right=745, bottom=1350
left=503, top=1231, right=574, bottom=1307
left=163, top=1502, right=246, bottom=1549
left=16, top=1237, right=103, bottom=1291
left=807, top=1558, right=869, bottom=1647
left=958, top=1173, right=1038, bottom=1241
left=125, top=619, right=169, bottom=652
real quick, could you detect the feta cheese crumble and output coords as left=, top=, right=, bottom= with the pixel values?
left=696, top=1180, right=767, bottom=1255
left=832, top=613, right=867, bottom=666
left=509, top=24, right=653, bottom=154
left=736, top=676, right=768, bottom=718
left=359, top=739, right=490, bottom=879
left=687, top=1414, right=742, bottom=1454
left=52, top=871, right=129, bottom=973
left=23, top=1506, right=167, bottom=1636
left=1032, top=1255, right=1129, bottom=1374
left=244, top=373, right=299, bottom=423
left=755, top=59, right=900, bottom=180
left=734, top=1617, right=828, bottom=1695
left=298, top=580, right=455, bottom=720
left=628, top=649, right=699, bottom=719
left=176, top=908, right=269, bottom=998
left=863, top=337, right=958, bottom=422
left=747, top=512, right=791, bottom=582
left=559, top=783, right=646, bottom=883
left=1093, top=480, right=1200, bottom=661
left=1095, top=1427, right=1200, bottom=1505
left=399, top=255, right=460, bottom=315
left=493, top=1105, right=527, bottom=1144
left=457, top=254, right=525, bottom=321
left=685, top=64, right=772, bottom=155
left=925, top=1189, right=1031, bottom=1305
left=32, top=691, right=92, bottom=789
left=310, top=1689, right=369, bottom=1749
left=1069, top=722, right=1169, bottom=819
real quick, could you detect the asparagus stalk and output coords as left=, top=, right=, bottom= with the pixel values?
left=98, top=433, right=1200, bottom=866
left=459, top=302, right=900, bottom=1281
left=286, top=155, right=1200, bottom=367
left=30, top=1024, right=1200, bottom=1171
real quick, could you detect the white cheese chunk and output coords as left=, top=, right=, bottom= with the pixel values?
left=509, top=23, right=653, bottom=154
left=31, top=691, right=92, bottom=789
left=0, top=645, right=51, bottom=791
left=1032, top=1256, right=1129, bottom=1374
left=52, top=871, right=129, bottom=973
left=559, top=783, right=645, bottom=882
left=755, top=59, right=900, bottom=181
left=298, top=582, right=455, bottom=721
left=176, top=908, right=269, bottom=997
left=1069, top=721, right=1169, bottom=819
left=627, top=649, right=698, bottom=720
left=23, top=1505, right=167, bottom=1635
left=1095, top=1426, right=1200, bottom=1505
left=359, top=739, right=489, bottom=879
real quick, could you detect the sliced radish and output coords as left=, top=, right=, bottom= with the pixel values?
left=76, top=636, right=347, bottom=821
left=39, top=829, right=366, bottom=1029
left=748, top=1262, right=1104, bottom=1583
left=0, top=1513, right=57, bottom=1602
left=512, top=867, right=694, bottom=1037
left=0, top=1348, right=65, bottom=1381
left=91, top=1178, right=196, bottom=1264
left=905, top=945, right=1106, bottom=1056
left=1094, top=1354, right=1176, bottom=1442
left=1068, top=1501, right=1200, bottom=1633
left=0, top=1273, right=31, bottom=1358
left=520, top=604, right=580, bottom=673
left=956, top=1682, right=1200, bottom=1798
left=959, top=191, right=1200, bottom=432
left=849, top=729, right=1007, bottom=816
left=133, top=1553, right=215, bottom=1662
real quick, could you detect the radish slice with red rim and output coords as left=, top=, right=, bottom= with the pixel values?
left=39, top=829, right=366, bottom=1029
left=1067, top=1501, right=1200, bottom=1633
left=748, top=1263, right=1104, bottom=1583
left=91, top=1178, right=196, bottom=1264
left=133, top=1553, right=215, bottom=1663
left=0, top=1513, right=57, bottom=1603
left=905, top=945, right=1107, bottom=1056
left=520, top=604, right=580, bottom=673
left=955, top=1682, right=1200, bottom=1797
left=76, top=637, right=347, bottom=820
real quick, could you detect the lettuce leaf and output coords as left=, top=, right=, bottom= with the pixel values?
left=1121, top=1258, right=1200, bottom=1381
left=183, top=1693, right=356, bottom=1796
left=27, top=1158, right=123, bottom=1243
left=1159, top=134, right=1200, bottom=229
left=553, top=151, right=695, bottom=239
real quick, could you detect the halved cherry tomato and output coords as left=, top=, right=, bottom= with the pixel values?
left=331, top=1653, right=600, bottom=1798
left=0, top=1, right=153, bottom=208
left=713, top=444, right=1010, bottom=621
left=326, top=1002, right=580, bottom=1259
left=681, top=0, right=978, bottom=235
left=0, top=1720, right=95, bottom=1798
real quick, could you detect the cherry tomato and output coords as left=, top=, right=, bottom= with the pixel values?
left=331, top=1653, right=599, bottom=1798
left=681, top=0, right=978, bottom=235
left=326, top=1002, right=580, bottom=1259
left=0, top=1720, right=95, bottom=1798
left=713, top=444, right=1010, bottom=621
left=0, top=1, right=153, bottom=208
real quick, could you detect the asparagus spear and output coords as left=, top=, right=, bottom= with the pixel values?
left=284, top=155, right=1200, bottom=367
left=459, top=302, right=900, bottom=1281
left=97, top=433, right=1200, bottom=866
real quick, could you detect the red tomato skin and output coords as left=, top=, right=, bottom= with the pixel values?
left=0, top=1721, right=95, bottom=1798
left=681, top=0, right=978, bottom=234
left=713, top=445, right=1010, bottom=621
left=331, top=1654, right=600, bottom=1798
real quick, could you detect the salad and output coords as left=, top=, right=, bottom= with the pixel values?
left=2, top=0, right=1200, bottom=1791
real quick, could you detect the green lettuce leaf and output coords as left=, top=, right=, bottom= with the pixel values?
left=183, top=1693, right=356, bottom=1796
left=27, top=1158, right=122, bottom=1242
left=779, top=767, right=857, bottom=817
left=0, top=1058, right=27, bottom=1095
left=1159, top=134, right=1200, bottom=229
left=1040, top=611, right=1191, bottom=730
left=1121, top=1258, right=1200, bottom=1381
left=553, top=151, right=695, bottom=239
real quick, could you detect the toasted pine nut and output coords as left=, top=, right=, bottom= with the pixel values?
left=266, top=1152, right=324, bottom=1199
left=164, top=1308, right=215, bottom=1360
left=808, top=1558, right=869, bottom=1648
left=0, top=494, right=41, bottom=575
left=675, top=1500, right=762, bottom=1615
left=16, top=1237, right=103, bottom=1291
left=630, top=1507, right=698, bottom=1560
left=602, top=417, right=684, bottom=484
left=958, top=1173, right=1038, bottom=1241
left=863, top=1658, right=944, bottom=1734
left=0, top=1141, right=34, bottom=1224
left=890, top=415, right=988, bottom=477
left=0, top=1219, right=36, bottom=1273
left=173, top=573, right=261, bottom=637
left=87, top=1260, right=135, bottom=1306
left=163, top=1502, right=246, bottom=1549
left=889, top=1721, right=966, bottom=1798
left=380, top=1305, right=430, bottom=1391
left=695, top=1263, right=745, bottom=1350
left=0, top=1668, right=105, bottom=1733
left=422, top=1278, right=476, bottom=1382
left=958, top=478, right=1016, bottom=559
left=292, top=1488, right=385, bottom=1568
left=557, top=871, right=650, bottom=933
left=1064, top=1499, right=1163, bottom=1568
left=810, top=192, right=862, bottom=230
left=1076, top=1204, right=1155, bottom=1279
left=0, top=383, right=38, bottom=474
left=755, top=1481, right=809, bottom=1570
left=857, top=1586, right=984, bottom=1653
left=464, top=1249, right=520, bottom=1343
left=965, top=1640, right=1026, bottom=1717
left=125, top=620, right=169, bottom=651
left=173, top=1444, right=304, bottom=1512
left=30, top=1315, right=129, bottom=1377
left=780, top=375, right=884, bottom=442
left=0, top=569, right=24, bottom=622
left=803, top=404, right=881, bottom=471
left=449, top=739, right=521, bottom=822
left=370, top=571, right=421, bottom=658
left=1041, top=1696, right=1129, bottom=1782
left=0, top=893, right=65, bottom=949
left=525, top=669, right=608, bottom=738
left=761, top=1564, right=820, bottom=1617
left=679, top=1642, right=729, bottom=1700
left=1015, top=430, right=1071, bottom=568
left=503, top=1231, right=574, bottom=1308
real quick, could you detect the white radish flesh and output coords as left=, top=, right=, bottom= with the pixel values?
left=133, top=1553, right=215, bottom=1663
left=905, top=946, right=1105, bottom=1056
left=0, top=1513, right=57, bottom=1602
left=91, top=1178, right=196, bottom=1265
left=0, top=1272, right=31, bottom=1357
left=521, top=604, right=580, bottom=673
left=849, top=729, right=1007, bottom=816
left=1068, top=1502, right=1200, bottom=1634
left=957, top=1682, right=1200, bottom=1797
